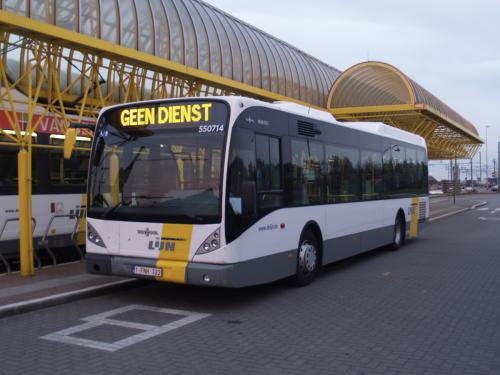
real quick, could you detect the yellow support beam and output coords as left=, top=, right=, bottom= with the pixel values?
left=0, top=10, right=325, bottom=113
left=330, top=104, right=416, bottom=117
left=17, top=147, right=34, bottom=276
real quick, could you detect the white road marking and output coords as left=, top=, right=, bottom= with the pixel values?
left=41, top=304, right=210, bottom=352
left=429, top=201, right=487, bottom=222
left=479, top=217, right=500, bottom=221
left=477, top=207, right=490, bottom=211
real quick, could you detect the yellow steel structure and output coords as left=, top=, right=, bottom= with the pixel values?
left=0, top=4, right=481, bottom=275
left=327, top=61, right=483, bottom=159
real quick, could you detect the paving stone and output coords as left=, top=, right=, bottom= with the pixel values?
left=0, top=194, right=500, bottom=374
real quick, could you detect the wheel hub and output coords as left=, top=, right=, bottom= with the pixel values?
left=299, top=241, right=317, bottom=273
left=395, top=223, right=401, bottom=244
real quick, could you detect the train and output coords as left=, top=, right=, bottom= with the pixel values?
left=0, top=107, right=93, bottom=272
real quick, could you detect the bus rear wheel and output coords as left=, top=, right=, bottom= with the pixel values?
left=391, top=213, right=405, bottom=250
left=293, top=230, right=319, bottom=286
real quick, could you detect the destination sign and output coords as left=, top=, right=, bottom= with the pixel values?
left=120, top=103, right=213, bottom=127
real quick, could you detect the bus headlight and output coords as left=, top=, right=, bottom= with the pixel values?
left=196, top=228, right=221, bottom=255
left=87, top=223, right=106, bottom=248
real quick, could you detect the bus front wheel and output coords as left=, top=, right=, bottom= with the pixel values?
left=391, top=213, right=406, bottom=250
left=293, top=230, right=319, bottom=286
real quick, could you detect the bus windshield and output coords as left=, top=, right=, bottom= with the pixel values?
left=88, top=100, right=228, bottom=224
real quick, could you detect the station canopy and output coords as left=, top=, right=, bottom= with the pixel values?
left=0, top=1, right=481, bottom=159
left=0, top=0, right=341, bottom=108
left=327, top=62, right=482, bottom=159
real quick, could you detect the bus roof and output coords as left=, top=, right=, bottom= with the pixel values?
left=241, top=97, right=427, bottom=148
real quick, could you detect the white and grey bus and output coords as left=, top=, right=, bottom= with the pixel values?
left=85, top=96, right=428, bottom=287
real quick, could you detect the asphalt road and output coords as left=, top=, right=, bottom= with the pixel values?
left=2, top=194, right=500, bottom=375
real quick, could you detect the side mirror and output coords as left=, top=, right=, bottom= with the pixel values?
left=63, top=128, right=77, bottom=159
left=241, top=181, right=256, bottom=216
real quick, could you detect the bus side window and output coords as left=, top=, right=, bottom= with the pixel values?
left=291, top=139, right=309, bottom=205
left=290, top=139, right=324, bottom=205
left=382, top=147, right=392, bottom=198
left=226, top=128, right=256, bottom=243
left=361, top=150, right=382, bottom=200
left=390, top=146, right=406, bottom=196
left=405, top=147, right=417, bottom=193
left=325, top=144, right=360, bottom=203
left=255, top=134, right=283, bottom=213
left=417, top=149, right=428, bottom=194
left=307, top=141, right=324, bottom=204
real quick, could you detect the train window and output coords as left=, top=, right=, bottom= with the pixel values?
left=49, top=136, right=90, bottom=186
left=0, top=144, right=39, bottom=189
left=0, top=145, right=19, bottom=188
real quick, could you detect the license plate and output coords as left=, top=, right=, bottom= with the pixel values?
left=132, top=265, right=162, bottom=277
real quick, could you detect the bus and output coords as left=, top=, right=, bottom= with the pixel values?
left=85, top=96, right=428, bottom=287
left=0, top=111, right=91, bottom=271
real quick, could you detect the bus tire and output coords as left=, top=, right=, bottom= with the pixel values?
left=293, top=230, right=320, bottom=286
left=390, top=212, right=405, bottom=250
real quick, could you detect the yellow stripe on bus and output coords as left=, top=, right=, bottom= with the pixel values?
left=155, top=224, right=193, bottom=284
left=77, top=194, right=87, bottom=245
left=409, top=197, right=420, bottom=239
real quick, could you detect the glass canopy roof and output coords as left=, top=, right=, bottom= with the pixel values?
left=1, top=0, right=341, bottom=107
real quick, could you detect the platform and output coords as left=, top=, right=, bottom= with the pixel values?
left=0, top=262, right=134, bottom=313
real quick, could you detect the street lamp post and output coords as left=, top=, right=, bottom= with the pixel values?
left=465, top=158, right=474, bottom=190
left=479, top=151, right=482, bottom=184
left=485, top=125, right=490, bottom=185
left=498, top=142, right=500, bottom=193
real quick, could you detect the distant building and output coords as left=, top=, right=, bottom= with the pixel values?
left=428, top=175, right=440, bottom=191
left=442, top=180, right=460, bottom=194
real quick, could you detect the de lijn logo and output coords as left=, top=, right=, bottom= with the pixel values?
left=148, top=237, right=185, bottom=252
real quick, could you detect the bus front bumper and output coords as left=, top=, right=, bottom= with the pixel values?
left=86, top=251, right=296, bottom=288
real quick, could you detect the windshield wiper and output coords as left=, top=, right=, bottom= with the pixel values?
left=166, top=213, right=208, bottom=223
left=103, top=200, right=129, bottom=219
left=123, top=195, right=167, bottom=200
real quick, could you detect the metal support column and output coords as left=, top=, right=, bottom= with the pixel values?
left=18, top=147, right=34, bottom=276
left=453, top=159, right=457, bottom=204
left=471, top=158, right=473, bottom=188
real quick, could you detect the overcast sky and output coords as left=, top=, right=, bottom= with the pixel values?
left=205, top=0, right=500, bottom=181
